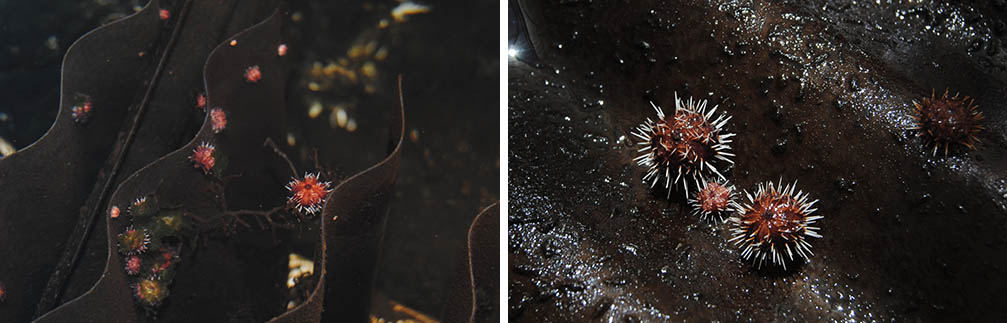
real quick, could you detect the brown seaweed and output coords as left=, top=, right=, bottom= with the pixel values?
left=444, top=202, right=501, bottom=323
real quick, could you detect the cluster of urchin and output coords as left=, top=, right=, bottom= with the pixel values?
left=632, top=94, right=823, bottom=269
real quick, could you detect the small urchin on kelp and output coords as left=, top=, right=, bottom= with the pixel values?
left=0, top=1, right=493, bottom=322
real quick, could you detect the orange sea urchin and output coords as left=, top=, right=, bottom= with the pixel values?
left=631, top=93, right=735, bottom=198
left=909, top=88, right=984, bottom=156
left=728, top=180, right=822, bottom=269
left=286, top=173, right=332, bottom=215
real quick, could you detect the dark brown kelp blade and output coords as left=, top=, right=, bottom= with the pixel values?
left=55, top=1, right=283, bottom=311
left=272, top=77, right=406, bottom=323
left=444, top=203, right=501, bottom=323
left=34, top=9, right=290, bottom=322
left=0, top=0, right=282, bottom=320
left=0, top=3, right=163, bottom=320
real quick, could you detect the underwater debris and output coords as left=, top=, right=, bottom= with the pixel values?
left=391, top=2, right=431, bottom=23
left=0, top=136, right=13, bottom=157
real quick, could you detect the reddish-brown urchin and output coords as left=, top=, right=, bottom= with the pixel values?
left=909, top=88, right=984, bottom=156
left=133, top=277, right=168, bottom=308
left=728, top=180, right=822, bottom=269
left=117, top=226, right=151, bottom=256
left=189, top=142, right=216, bottom=174
left=688, top=178, right=739, bottom=223
left=631, top=93, right=736, bottom=198
left=286, top=173, right=332, bottom=215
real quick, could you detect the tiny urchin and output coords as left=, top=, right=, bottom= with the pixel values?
left=728, top=180, right=822, bottom=269
left=631, top=93, right=736, bottom=199
left=909, top=88, right=984, bottom=156
left=688, top=177, right=739, bottom=223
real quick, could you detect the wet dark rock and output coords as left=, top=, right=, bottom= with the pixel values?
left=510, top=0, right=1007, bottom=321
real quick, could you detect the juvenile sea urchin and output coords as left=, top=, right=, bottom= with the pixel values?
left=125, top=255, right=142, bottom=276
left=728, top=180, right=822, bottom=269
left=190, top=142, right=216, bottom=174
left=631, top=93, right=735, bottom=198
left=117, top=226, right=151, bottom=256
left=133, top=277, right=168, bottom=308
left=909, top=88, right=984, bottom=156
left=689, top=178, right=739, bottom=223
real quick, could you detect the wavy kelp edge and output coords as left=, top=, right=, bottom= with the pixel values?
left=0, top=2, right=165, bottom=320
left=271, top=76, right=405, bottom=322
left=35, top=9, right=287, bottom=322
left=443, top=202, right=501, bottom=323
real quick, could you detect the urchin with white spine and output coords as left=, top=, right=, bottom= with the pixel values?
left=727, top=180, right=822, bottom=269
left=631, top=93, right=736, bottom=198
left=689, top=177, right=739, bottom=223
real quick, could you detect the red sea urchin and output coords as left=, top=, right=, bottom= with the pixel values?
left=210, top=107, right=227, bottom=133
left=728, top=180, right=822, bottom=269
left=244, top=65, right=262, bottom=83
left=689, top=178, right=739, bottom=223
left=190, top=142, right=216, bottom=174
left=631, top=93, right=736, bottom=198
left=125, top=255, right=142, bottom=276
left=909, top=88, right=984, bottom=156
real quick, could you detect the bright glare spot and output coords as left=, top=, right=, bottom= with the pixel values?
left=508, top=47, right=519, bottom=58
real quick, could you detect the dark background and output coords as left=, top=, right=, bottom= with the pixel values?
left=0, top=0, right=498, bottom=318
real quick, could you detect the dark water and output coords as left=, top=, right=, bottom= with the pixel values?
left=510, top=0, right=1007, bottom=321
left=0, top=0, right=498, bottom=319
